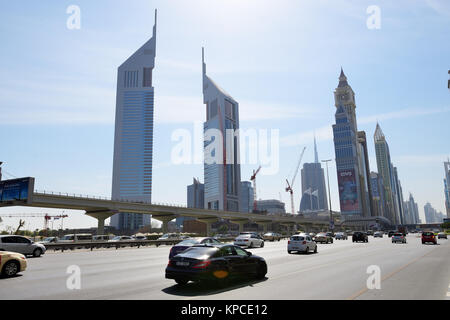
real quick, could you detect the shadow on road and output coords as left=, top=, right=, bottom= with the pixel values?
left=162, top=277, right=268, bottom=297
left=0, top=274, right=23, bottom=280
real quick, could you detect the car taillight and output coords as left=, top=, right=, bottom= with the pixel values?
left=243, top=239, right=248, bottom=242
left=302, top=241, right=306, bottom=245
left=193, top=260, right=211, bottom=269
left=167, top=260, right=174, bottom=267
left=288, top=241, right=290, bottom=244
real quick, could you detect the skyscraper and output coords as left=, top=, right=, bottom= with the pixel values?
left=332, top=68, right=366, bottom=217
left=370, top=172, right=386, bottom=218
left=240, top=181, right=254, bottom=213
left=202, top=48, right=241, bottom=212
left=177, top=178, right=205, bottom=228
left=393, top=167, right=405, bottom=224
left=444, top=160, right=450, bottom=218
left=110, top=10, right=157, bottom=231
left=374, top=123, right=399, bottom=225
left=357, top=131, right=373, bottom=217
left=299, top=137, right=328, bottom=213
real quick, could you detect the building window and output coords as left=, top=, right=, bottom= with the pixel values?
left=143, top=68, right=152, bottom=87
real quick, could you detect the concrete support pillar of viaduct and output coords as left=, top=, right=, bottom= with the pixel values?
left=196, top=217, right=219, bottom=236
left=85, top=210, right=116, bottom=235
left=229, top=219, right=249, bottom=234
left=154, top=215, right=177, bottom=234
left=254, top=221, right=271, bottom=234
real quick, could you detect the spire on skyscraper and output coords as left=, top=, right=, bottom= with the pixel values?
left=314, top=134, right=319, bottom=163
left=338, top=67, right=349, bottom=88
left=374, top=122, right=385, bottom=141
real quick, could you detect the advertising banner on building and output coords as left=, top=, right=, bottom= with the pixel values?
left=337, top=169, right=359, bottom=212
left=0, top=177, right=34, bottom=204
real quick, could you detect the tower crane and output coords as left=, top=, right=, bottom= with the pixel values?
left=285, top=146, right=306, bottom=215
left=250, top=166, right=262, bottom=212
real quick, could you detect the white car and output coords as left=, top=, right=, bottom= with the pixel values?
left=0, top=235, right=46, bottom=257
left=108, top=236, right=134, bottom=242
left=288, top=233, right=317, bottom=254
left=234, top=233, right=265, bottom=248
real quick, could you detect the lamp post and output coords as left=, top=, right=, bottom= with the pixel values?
left=322, top=159, right=333, bottom=230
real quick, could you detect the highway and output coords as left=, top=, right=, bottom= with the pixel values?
left=0, top=234, right=449, bottom=300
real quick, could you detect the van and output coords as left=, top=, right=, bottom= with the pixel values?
left=59, top=234, right=93, bottom=243
left=93, top=235, right=113, bottom=241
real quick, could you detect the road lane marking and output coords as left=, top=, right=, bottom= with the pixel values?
left=347, top=246, right=441, bottom=300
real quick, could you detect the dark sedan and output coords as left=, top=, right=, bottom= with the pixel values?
left=169, top=237, right=222, bottom=259
left=165, top=244, right=267, bottom=286
left=352, top=232, right=368, bottom=243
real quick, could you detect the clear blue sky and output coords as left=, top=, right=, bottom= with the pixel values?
left=1, top=0, right=449, bottom=230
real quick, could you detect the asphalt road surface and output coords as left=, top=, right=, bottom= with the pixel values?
left=1, top=234, right=449, bottom=300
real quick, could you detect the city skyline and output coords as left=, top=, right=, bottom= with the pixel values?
left=1, top=0, right=449, bottom=230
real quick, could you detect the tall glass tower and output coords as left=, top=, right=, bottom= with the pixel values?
left=202, top=48, right=241, bottom=212
left=110, top=10, right=157, bottom=231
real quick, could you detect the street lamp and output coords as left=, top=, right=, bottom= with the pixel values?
left=321, top=159, right=333, bottom=230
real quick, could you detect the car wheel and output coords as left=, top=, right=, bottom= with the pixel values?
left=249, top=242, right=254, bottom=248
left=256, top=263, right=267, bottom=279
left=304, top=247, right=309, bottom=254
left=175, top=279, right=188, bottom=285
left=33, top=248, right=42, bottom=258
left=2, top=260, right=19, bottom=277
left=314, top=245, right=317, bottom=253
left=260, top=241, right=264, bottom=248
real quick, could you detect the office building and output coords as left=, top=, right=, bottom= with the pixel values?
left=256, top=199, right=286, bottom=215
left=424, top=202, right=443, bottom=223
left=202, top=48, right=241, bottom=212
left=299, top=138, right=328, bottom=213
left=240, top=181, right=254, bottom=213
left=444, top=160, right=450, bottom=218
left=110, top=10, right=157, bottom=230
left=374, top=123, right=399, bottom=225
left=332, top=68, right=366, bottom=217
left=370, top=172, right=387, bottom=218
left=177, top=178, right=204, bottom=227
left=357, top=131, right=373, bottom=217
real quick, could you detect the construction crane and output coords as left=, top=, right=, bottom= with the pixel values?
left=0, top=213, right=68, bottom=231
left=250, top=166, right=262, bottom=212
left=285, top=146, right=307, bottom=215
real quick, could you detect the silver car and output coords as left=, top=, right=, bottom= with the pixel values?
left=392, top=233, right=407, bottom=244
left=0, top=235, right=46, bottom=257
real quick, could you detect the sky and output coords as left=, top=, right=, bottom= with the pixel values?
left=0, top=0, right=449, bottom=231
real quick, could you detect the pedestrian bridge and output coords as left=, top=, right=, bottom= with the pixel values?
left=0, top=190, right=340, bottom=235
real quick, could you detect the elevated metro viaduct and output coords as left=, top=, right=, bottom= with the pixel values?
left=0, top=191, right=342, bottom=236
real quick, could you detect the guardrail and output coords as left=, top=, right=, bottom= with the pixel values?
left=43, top=238, right=236, bottom=252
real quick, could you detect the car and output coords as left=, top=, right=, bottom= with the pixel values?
left=132, top=235, right=147, bottom=241
left=366, top=230, right=374, bottom=236
left=309, top=232, right=316, bottom=238
left=234, top=233, right=264, bottom=248
left=38, top=236, right=59, bottom=244
left=0, top=251, right=27, bottom=277
left=263, top=232, right=282, bottom=242
left=437, top=232, right=447, bottom=239
left=165, top=244, right=267, bottom=286
left=158, top=233, right=182, bottom=241
left=352, top=232, right=368, bottom=243
left=287, top=233, right=317, bottom=254
left=334, top=232, right=348, bottom=240
left=373, top=231, right=383, bottom=238
left=392, top=233, right=407, bottom=244
left=169, top=237, right=222, bottom=258
left=421, top=231, right=437, bottom=244
left=325, top=232, right=335, bottom=238
left=0, top=235, right=46, bottom=257
left=388, top=231, right=396, bottom=238
left=108, top=235, right=134, bottom=242
left=314, top=232, right=333, bottom=244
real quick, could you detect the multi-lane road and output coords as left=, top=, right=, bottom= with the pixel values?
left=0, top=234, right=449, bottom=300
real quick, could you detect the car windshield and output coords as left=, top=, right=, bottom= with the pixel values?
left=178, top=247, right=217, bottom=259
left=61, top=235, right=74, bottom=240
left=112, top=236, right=121, bottom=240
left=238, top=234, right=251, bottom=238
left=317, top=233, right=326, bottom=236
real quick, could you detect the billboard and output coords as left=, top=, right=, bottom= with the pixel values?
left=337, top=169, right=359, bottom=212
left=0, top=177, right=35, bottom=204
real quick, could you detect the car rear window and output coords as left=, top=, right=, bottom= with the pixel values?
left=180, top=247, right=217, bottom=258
left=394, top=233, right=402, bottom=236
left=422, top=232, right=433, bottom=236
left=291, top=236, right=304, bottom=241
